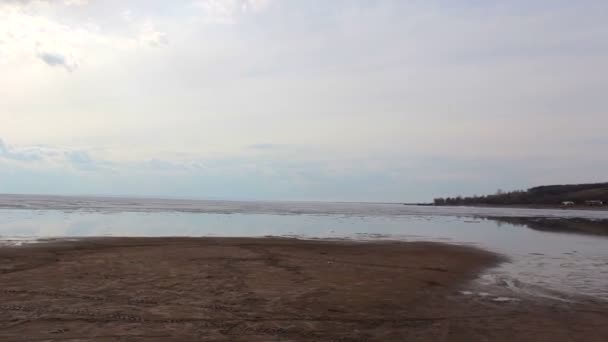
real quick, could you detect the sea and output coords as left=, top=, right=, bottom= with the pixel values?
left=0, top=194, right=607, bottom=303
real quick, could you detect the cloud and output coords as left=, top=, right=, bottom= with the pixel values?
left=243, top=0, right=272, bottom=13
left=138, top=22, right=168, bottom=47
left=63, top=0, right=88, bottom=6
left=141, top=158, right=206, bottom=172
left=0, top=1, right=166, bottom=74
left=2, top=135, right=608, bottom=201
left=0, top=138, right=42, bottom=161
left=0, top=138, right=104, bottom=170
left=63, top=150, right=99, bottom=170
left=37, top=51, right=77, bottom=71
left=248, top=143, right=279, bottom=150
left=2, top=0, right=88, bottom=7
left=64, top=150, right=92, bottom=164
left=121, top=9, right=133, bottom=23
left=194, top=0, right=272, bottom=23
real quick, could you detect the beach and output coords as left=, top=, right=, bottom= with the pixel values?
left=0, top=237, right=606, bottom=341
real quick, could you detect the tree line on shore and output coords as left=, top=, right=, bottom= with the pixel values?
left=434, top=182, right=608, bottom=206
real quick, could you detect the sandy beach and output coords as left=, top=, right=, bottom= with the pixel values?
left=0, top=237, right=606, bottom=341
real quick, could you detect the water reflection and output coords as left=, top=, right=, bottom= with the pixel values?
left=490, top=216, right=608, bottom=236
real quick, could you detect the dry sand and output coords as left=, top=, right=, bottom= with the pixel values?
left=0, top=237, right=606, bottom=341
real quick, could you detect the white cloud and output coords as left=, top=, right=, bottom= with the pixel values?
left=138, top=22, right=168, bottom=47
left=193, top=0, right=272, bottom=23
left=0, top=1, right=167, bottom=72
left=0, top=138, right=44, bottom=162
left=0, top=137, right=109, bottom=172
left=121, top=9, right=133, bottom=23
left=243, top=0, right=271, bottom=13
left=63, top=0, right=88, bottom=6
left=0, top=3, right=97, bottom=69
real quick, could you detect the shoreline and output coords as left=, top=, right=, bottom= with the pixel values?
left=1, top=237, right=607, bottom=341
left=422, top=203, right=608, bottom=211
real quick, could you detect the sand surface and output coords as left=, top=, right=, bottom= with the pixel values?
left=0, top=237, right=606, bottom=341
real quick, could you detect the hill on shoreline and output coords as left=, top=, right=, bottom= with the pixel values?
left=433, top=182, right=608, bottom=206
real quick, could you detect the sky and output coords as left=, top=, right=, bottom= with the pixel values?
left=1, top=0, right=607, bottom=202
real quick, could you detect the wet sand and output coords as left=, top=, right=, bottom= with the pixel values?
left=0, top=237, right=606, bottom=341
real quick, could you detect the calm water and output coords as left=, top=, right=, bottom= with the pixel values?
left=0, top=195, right=607, bottom=302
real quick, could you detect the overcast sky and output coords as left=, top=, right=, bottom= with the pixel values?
left=1, top=0, right=607, bottom=202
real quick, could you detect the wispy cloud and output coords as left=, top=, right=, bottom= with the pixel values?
left=2, top=136, right=607, bottom=201
left=0, top=138, right=104, bottom=170
left=0, top=138, right=43, bottom=162
left=63, top=150, right=100, bottom=170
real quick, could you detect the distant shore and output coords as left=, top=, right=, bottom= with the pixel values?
left=409, top=203, right=608, bottom=236
left=412, top=203, right=608, bottom=211
left=1, top=237, right=607, bottom=341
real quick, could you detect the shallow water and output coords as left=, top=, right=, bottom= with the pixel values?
left=0, top=195, right=607, bottom=302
